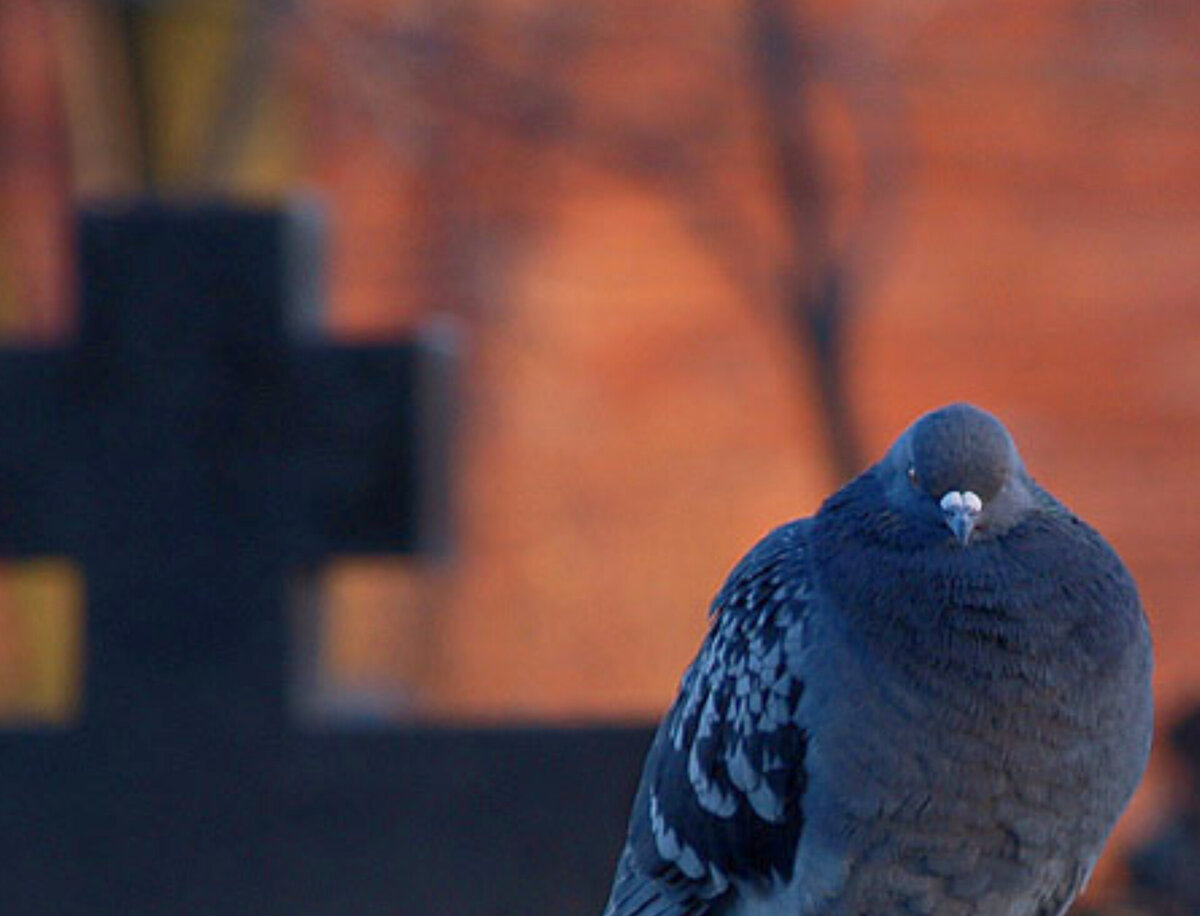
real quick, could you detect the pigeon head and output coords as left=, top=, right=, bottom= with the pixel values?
left=883, top=403, right=1035, bottom=547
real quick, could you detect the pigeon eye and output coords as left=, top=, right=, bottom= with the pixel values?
left=907, top=465, right=920, bottom=488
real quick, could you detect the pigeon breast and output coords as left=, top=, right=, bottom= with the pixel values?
left=791, top=467, right=1153, bottom=915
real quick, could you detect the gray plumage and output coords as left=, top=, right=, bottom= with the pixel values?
left=602, top=403, right=1153, bottom=916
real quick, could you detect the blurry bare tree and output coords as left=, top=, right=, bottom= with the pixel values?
left=24, top=0, right=953, bottom=719
left=54, top=0, right=935, bottom=472
left=284, top=0, right=917, bottom=477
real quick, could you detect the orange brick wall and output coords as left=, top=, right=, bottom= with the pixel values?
left=3, top=0, right=1200, bottom=902
left=291, top=3, right=1200, bottom=898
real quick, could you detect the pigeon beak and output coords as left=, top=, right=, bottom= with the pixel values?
left=940, top=490, right=983, bottom=546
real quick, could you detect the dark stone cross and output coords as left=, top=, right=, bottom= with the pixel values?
left=0, top=203, right=649, bottom=915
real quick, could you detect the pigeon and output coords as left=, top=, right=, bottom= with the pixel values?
left=602, top=402, right=1153, bottom=916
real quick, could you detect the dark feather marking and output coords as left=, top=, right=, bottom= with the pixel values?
left=603, top=522, right=813, bottom=916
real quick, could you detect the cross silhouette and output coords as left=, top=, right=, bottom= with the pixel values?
left=0, top=203, right=646, bottom=915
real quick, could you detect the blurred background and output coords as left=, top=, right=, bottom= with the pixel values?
left=2, top=0, right=1200, bottom=912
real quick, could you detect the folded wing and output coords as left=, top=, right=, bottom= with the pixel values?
left=603, top=521, right=813, bottom=916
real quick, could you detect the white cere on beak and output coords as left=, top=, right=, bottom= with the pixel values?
left=940, top=490, right=982, bottom=514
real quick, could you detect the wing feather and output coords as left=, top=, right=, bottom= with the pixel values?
left=602, top=520, right=813, bottom=916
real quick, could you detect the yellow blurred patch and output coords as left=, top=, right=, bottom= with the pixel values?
left=0, top=559, right=84, bottom=726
